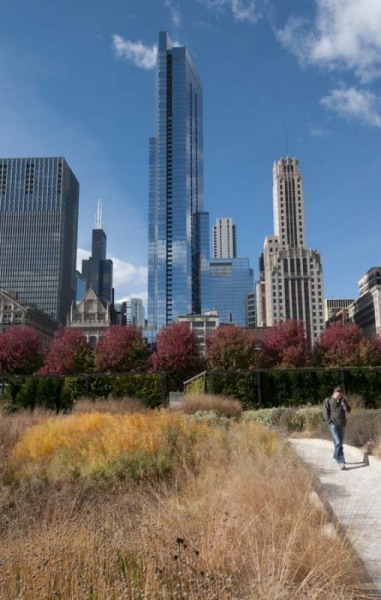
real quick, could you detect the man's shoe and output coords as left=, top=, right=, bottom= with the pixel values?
left=339, top=464, right=346, bottom=470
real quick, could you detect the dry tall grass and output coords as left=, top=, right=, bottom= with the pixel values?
left=0, top=406, right=376, bottom=599
left=182, top=393, right=243, bottom=419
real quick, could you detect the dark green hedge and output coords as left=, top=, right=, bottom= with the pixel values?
left=0, top=373, right=168, bottom=412
left=184, top=368, right=381, bottom=409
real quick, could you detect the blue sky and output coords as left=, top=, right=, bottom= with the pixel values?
left=1, top=0, right=381, bottom=307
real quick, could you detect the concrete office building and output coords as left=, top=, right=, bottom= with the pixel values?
left=261, top=157, right=325, bottom=345
left=148, top=32, right=210, bottom=329
left=324, top=298, right=355, bottom=324
left=213, top=217, right=236, bottom=259
left=0, top=157, right=79, bottom=325
left=178, top=310, right=219, bottom=355
left=348, top=267, right=381, bottom=338
left=0, top=289, right=59, bottom=346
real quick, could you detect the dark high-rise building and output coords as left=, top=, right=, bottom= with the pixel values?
left=0, top=157, right=79, bottom=325
left=81, top=202, right=113, bottom=304
left=148, top=32, right=210, bottom=329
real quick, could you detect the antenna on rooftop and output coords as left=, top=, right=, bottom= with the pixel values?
left=284, top=126, right=289, bottom=157
left=95, top=199, right=103, bottom=229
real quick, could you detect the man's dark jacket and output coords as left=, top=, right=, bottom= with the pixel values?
left=323, top=396, right=351, bottom=427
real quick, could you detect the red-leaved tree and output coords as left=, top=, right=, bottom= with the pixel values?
left=261, top=319, right=309, bottom=368
left=149, top=322, right=204, bottom=390
left=206, top=326, right=260, bottom=370
left=314, top=323, right=381, bottom=366
left=39, top=328, right=94, bottom=375
left=0, top=327, right=44, bottom=374
left=94, top=326, right=150, bottom=372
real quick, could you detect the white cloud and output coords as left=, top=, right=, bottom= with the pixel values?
left=110, top=256, right=147, bottom=290
left=76, top=248, right=91, bottom=270
left=165, top=0, right=182, bottom=28
left=309, top=125, right=332, bottom=138
left=277, top=0, right=381, bottom=81
left=116, top=292, right=148, bottom=306
left=320, top=86, right=381, bottom=127
left=112, top=35, right=157, bottom=69
left=202, top=0, right=262, bottom=24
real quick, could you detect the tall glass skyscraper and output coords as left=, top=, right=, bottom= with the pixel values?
left=148, top=32, right=210, bottom=329
left=0, top=157, right=79, bottom=325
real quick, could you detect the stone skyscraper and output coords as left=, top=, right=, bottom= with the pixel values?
left=148, top=32, right=210, bottom=329
left=260, top=157, right=324, bottom=345
left=0, top=157, right=79, bottom=325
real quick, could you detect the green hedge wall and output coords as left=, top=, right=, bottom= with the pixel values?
left=184, top=368, right=381, bottom=409
left=1, top=373, right=168, bottom=412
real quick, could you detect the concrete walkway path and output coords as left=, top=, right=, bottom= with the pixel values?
left=290, top=438, right=381, bottom=594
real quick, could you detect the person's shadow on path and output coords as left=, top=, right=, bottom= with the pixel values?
left=342, top=454, right=369, bottom=470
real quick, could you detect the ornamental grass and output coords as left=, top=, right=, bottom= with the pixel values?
left=0, top=405, right=376, bottom=599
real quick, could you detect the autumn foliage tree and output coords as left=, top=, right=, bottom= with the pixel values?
left=0, top=327, right=44, bottom=374
left=314, top=323, right=381, bottom=367
left=206, top=326, right=260, bottom=370
left=40, top=328, right=94, bottom=375
left=149, top=322, right=204, bottom=390
left=261, top=320, right=309, bottom=368
left=94, top=326, right=150, bottom=373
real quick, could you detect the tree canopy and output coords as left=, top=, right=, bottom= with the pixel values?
left=39, top=328, right=94, bottom=375
left=94, top=326, right=149, bottom=373
left=150, top=322, right=204, bottom=390
left=0, top=327, right=44, bottom=375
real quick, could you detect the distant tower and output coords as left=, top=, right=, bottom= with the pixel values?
left=82, top=200, right=113, bottom=304
left=213, top=218, right=237, bottom=259
left=126, top=298, right=145, bottom=327
left=261, top=157, right=324, bottom=345
left=0, top=157, right=79, bottom=325
left=148, top=31, right=210, bottom=329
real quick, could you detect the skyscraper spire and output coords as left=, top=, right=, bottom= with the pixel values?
left=95, top=199, right=103, bottom=230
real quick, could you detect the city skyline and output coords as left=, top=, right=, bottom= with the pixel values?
left=1, top=1, right=381, bottom=306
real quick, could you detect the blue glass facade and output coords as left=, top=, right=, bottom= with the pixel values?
left=148, top=32, right=209, bottom=329
left=209, top=258, right=254, bottom=326
left=0, top=157, right=79, bottom=325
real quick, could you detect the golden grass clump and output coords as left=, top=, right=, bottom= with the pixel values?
left=11, top=410, right=211, bottom=481
left=0, top=407, right=54, bottom=457
left=0, top=408, right=376, bottom=599
left=182, top=393, right=243, bottom=419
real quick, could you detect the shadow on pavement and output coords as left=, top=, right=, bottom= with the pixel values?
left=345, top=461, right=369, bottom=470
left=319, top=482, right=350, bottom=498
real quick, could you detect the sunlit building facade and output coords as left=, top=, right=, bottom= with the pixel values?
left=148, top=32, right=209, bottom=329
left=261, top=157, right=325, bottom=346
left=0, top=157, right=79, bottom=325
left=213, top=217, right=237, bottom=259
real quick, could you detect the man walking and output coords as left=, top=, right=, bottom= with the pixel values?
left=323, top=386, right=351, bottom=470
